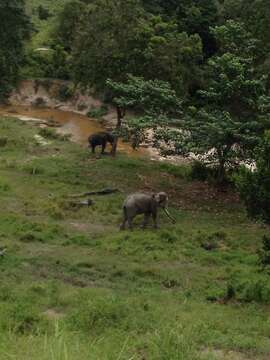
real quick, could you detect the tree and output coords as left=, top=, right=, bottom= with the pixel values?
left=68, top=0, right=202, bottom=97
left=0, top=0, right=30, bottom=101
left=142, top=0, right=219, bottom=57
left=138, top=16, right=202, bottom=96
left=71, top=0, right=146, bottom=89
left=106, top=75, right=182, bottom=154
left=154, top=21, right=270, bottom=183
left=54, top=0, right=86, bottom=51
left=37, top=5, right=51, bottom=21
left=236, top=134, right=270, bottom=223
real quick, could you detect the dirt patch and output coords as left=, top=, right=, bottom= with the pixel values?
left=202, top=348, right=258, bottom=360
left=169, top=181, right=240, bottom=210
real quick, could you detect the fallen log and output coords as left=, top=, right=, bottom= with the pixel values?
left=69, top=188, right=120, bottom=198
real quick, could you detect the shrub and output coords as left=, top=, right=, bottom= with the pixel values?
left=0, top=301, right=43, bottom=334
left=58, top=84, right=74, bottom=102
left=258, top=235, right=270, bottom=270
left=235, top=136, right=270, bottom=223
left=67, top=295, right=129, bottom=333
left=190, top=161, right=210, bottom=181
left=38, top=127, right=59, bottom=140
left=0, top=137, right=7, bottom=147
left=196, top=230, right=227, bottom=251
left=33, top=97, right=46, bottom=108
left=241, top=279, right=270, bottom=303
left=37, top=5, right=51, bottom=20
left=87, top=105, right=108, bottom=119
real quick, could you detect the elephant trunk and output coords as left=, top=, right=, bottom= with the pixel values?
left=163, top=208, right=176, bottom=224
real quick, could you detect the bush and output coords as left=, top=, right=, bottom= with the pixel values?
left=67, top=295, right=129, bottom=333
left=196, top=230, right=227, bottom=251
left=241, top=279, right=270, bottom=303
left=0, top=137, right=7, bottom=147
left=58, top=84, right=74, bottom=102
left=39, top=127, right=56, bottom=139
left=37, top=5, right=51, bottom=20
left=87, top=105, right=108, bottom=119
left=190, top=161, right=210, bottom=181
left=258, top=235, right=270, bottom=270
left=0, top=301, right=43, bottom=334
left=235, top=136, right=270, bottom=223
left=33, top=97, right=46, bottom=108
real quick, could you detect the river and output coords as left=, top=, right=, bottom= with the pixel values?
left=0, top=105, right=148, bottom=157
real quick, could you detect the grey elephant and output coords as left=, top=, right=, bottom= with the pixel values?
left=120, top=192, right=175, bottom=230
left=88, top=131, right=115, bottom=154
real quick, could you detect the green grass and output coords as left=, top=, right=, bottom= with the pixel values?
left=0, top=116, right=269, bottom=359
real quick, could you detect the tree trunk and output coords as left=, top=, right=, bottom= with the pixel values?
left=217, top=161, right=226, bottom=184
left=111, top=136, right=118, bottom=157
left=111, top=106, right=125, bottom=156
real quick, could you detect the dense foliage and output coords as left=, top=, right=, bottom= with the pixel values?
left=155, top=21, right=270, bottom=182
left=0, top=0, right=30, bottom=100
left=236, top=134, right=270, bottom=223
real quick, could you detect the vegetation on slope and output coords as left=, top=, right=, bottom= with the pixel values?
left=0, top=117, right=269, bottom=359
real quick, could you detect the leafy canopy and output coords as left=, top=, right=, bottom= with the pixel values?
left=154, top=21, right=270, bottom=181
left=0, top=0, right=30, bottom=100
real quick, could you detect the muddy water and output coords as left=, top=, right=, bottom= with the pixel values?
left=0, top=105, right=147, bottom=157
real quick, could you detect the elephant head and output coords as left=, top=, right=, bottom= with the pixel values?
left=154, top=192, right=168, bottom=209
left=106, top=133, right=115, bottom=145
left=154, top=192, right=176, bottom=224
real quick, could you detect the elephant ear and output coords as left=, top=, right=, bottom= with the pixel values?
left=157, top=192, right=168, bottom=205
left=154, top=193, right=162, bottom=204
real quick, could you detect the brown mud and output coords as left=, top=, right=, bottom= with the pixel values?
left=0, top=105, right=147, bottom=157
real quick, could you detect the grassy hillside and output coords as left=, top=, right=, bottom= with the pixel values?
left=0, top=116, right=269, bottom=359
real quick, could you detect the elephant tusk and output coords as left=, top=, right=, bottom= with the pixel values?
left=163, top=208, right=176, bottom=224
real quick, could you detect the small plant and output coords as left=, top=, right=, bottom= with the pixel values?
left=258, top=235, right=270, bottom=271
left=37, top=5, right=51, bottom=20
left=0, top=137, right=7, bottom=147
left=1, top=301, right=43, bottom=334
left=196, top=230, right=227, bottom=251
left=66, top=295, right=129, bottom=333
left=87, top=105, right=108, bottom=119
left=58, top=84, right=74, bottom=102
left=235, top=136, right=270, bottom=223
left=38, top=127, right=59, bottom=140
left=33, top=97, right=46, bottom=108
left=242, top=279, right=270, bottom=304
left=190, top=161, right=209, bottom=181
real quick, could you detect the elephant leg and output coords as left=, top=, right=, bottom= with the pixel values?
left=120, top=213, right=127, bottom=230
left=141, top=213, right=150, bottom=229
left=127, top=216, right=134, bottom=230
left=91, top=145, right=95, bottom=154
left=152, top=212, right=158, bottom=229
left=101, top=141, right=106, bottom=154
left=120, top=220, right=126, bottom=230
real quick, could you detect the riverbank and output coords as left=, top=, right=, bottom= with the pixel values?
left=6, top=79, right=189, bottom=164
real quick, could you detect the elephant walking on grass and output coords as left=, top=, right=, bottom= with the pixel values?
left=88, top=131, right=115, bottom=154
left=120, top=192, right=175, bottom=230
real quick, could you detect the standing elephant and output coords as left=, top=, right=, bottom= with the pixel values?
left=120, top=192, right=175, bottom=230
left=88, top=131, right=115, bottom=154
